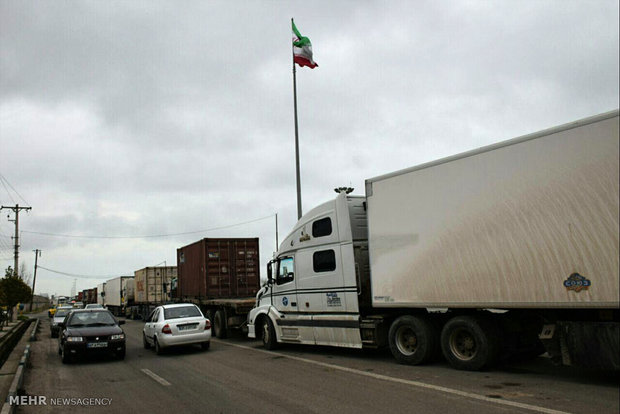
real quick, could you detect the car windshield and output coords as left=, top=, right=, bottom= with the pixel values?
left=68, top=311, right=117, bottom=327
left=55, top=309, right=71, bottom=318
left=163, top=306, right=202, bottom=320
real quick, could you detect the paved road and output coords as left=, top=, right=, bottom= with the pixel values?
left=17, top=316, right=620, bottom=414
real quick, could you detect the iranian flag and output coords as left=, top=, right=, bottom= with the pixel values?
left=292, top=19, right=318, bottom=69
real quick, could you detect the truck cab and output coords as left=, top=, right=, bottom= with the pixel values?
left=248, top=193, right=370, bottom=348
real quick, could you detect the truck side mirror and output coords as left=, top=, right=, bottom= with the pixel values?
left=267, top=262, right=273, bottom=284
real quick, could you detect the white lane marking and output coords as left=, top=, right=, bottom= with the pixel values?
left=141, top=368, right=171, bottom=386
left=218, top=341, right=570, bottom=414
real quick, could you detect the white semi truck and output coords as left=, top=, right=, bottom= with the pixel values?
left=248, top=110, right=619, bottom=371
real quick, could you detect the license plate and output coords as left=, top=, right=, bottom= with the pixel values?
left=178, top=324, right=197, bottom=331
left=87, top=342, right=108, bottom=348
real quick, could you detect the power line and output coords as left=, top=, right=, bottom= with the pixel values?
left=0, top=177, right=16, bottom=204
left=21, top=214, right=275, bottom=239
left=37, top=265, right=127, bottom=279
left=0, top=174, right=30, bottom=207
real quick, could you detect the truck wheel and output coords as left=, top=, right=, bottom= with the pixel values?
left=388, top=315, right=437, bottom=365
left=214, top=310, right=228, bottom=339
left=262, top=317, right=278, bottom=350
left=440, top=315, right=499, bottom=371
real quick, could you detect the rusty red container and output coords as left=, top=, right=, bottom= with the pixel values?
left=176, top=238, right=260, bottom=299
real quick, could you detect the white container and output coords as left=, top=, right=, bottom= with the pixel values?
left=366, top=111, right=619, bottom=309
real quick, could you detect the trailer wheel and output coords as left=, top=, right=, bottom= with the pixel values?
left=388, top=315, right=437, bottom=365
left=262, top=317, right=278, bottom=350
left=440, top=315, right=499, bottom=371
left=214, top=310, right=228, bottom=339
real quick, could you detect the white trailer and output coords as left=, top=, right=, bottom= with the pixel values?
left=96, top=283, right=106, bottom=306
left=248, top=110, right=619, bottom=370
left=104, top=276, right=134, bottom=316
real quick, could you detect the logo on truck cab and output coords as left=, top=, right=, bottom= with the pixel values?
left=564, top=273, right=591, bottom=292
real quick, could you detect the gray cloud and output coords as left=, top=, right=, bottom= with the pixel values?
left=1, top=0, right=618, bottom=296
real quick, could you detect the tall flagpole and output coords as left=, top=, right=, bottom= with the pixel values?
left=292, top=18, right=302, bottom=220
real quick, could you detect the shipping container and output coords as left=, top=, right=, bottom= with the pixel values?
left=126, top=267, right=177, bottom=320
left=176, top=238, right=260, bottom=338
left=177, top=238, right=260, bottom=299
left=88, top=288, right=97, bottom=304
left=135, top=267, right=177, bottom=304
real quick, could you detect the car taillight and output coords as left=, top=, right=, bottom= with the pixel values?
left=205, top=319, right=211, bottom=330
left=162, top=324, right=172, bottom=334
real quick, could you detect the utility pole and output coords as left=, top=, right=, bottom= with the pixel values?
left=275, top=213, right=279, bottom=251
left=1, top=204, right=32, bottom=276
left=29, top=249, right=41, bottom=311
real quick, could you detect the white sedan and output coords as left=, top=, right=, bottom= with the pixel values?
left=143, top=304, right=211, bottom=354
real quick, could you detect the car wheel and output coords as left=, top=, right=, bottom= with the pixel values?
left=116, top=349, right=126, bottom=360
left=154, top=338, right=163, bottom=355
left=262, top=317, right=278, bottom=350
left=61, top=345, right=71, bottom=364
left=388, top=315, right=437, bottom=365
left=143, top=333, right=151, bottom=349
left=201, top=341, right=210, bottom=351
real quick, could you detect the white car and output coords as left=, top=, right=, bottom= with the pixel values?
left=142, top=304, right=211, bottom=354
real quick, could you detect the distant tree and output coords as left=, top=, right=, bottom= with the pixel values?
left=0, top=267, right=32, bottom=322
left=19, top=261, right=32, bottom=285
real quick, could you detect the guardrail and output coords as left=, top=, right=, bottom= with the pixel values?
left=0, top=321, right=27, bottom=367
left=0, top=344, right=31, bottom=414
left=28, top=319, right=39, bottom=342
left=0, top=320, right=37, bottom=414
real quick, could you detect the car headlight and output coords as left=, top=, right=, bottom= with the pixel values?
left=110, top=334, right=125, bottom=340
left=66, top=336, right=83, bottom=342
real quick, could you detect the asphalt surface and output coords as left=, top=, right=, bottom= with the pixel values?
left=16, top=316, right=620, bottom=414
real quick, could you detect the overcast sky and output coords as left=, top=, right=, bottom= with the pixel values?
left=1, top=0, right=618, bottom=297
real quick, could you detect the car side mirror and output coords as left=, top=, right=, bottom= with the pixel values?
left=118, top=320, right=125, bottom=325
